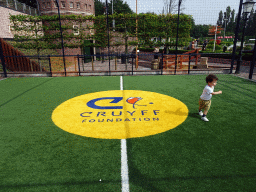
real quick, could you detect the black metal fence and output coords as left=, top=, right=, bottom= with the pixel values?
left=1, top=52, right=245, bottom=77
left=1, top=0, right=256, bottom=80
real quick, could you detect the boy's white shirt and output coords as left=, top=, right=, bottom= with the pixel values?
left=200, top=85, right=214, bottom=100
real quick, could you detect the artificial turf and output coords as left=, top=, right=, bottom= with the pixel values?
left=0, top=74, right=256, bottom=191
left=124, top=74, right=256, bottom=191
left=0, top=77, right=122, bottom=191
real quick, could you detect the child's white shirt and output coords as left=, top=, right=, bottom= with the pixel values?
left=200, top=85, right=214, bottom=100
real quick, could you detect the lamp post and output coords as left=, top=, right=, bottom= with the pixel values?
left=235, top=0, right=255, bottom=74
left=175, top=0, right=182, bottom=75
left=106, top=0, right=111, bottom=75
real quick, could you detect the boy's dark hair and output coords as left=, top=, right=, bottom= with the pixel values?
left=206, top=74, right=218, bottom=83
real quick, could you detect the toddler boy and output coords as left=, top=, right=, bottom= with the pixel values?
left=199, top=74, right=222, bottom=121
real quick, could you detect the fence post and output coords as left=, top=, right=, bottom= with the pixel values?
left=132, top=54, right=134, bottom=76
left=0, top=39, right=7, bottom=77
left=188, top=53, right=191, bottom=75
left=249, top=40, right=256, bottom=79
left=91, top=56, right=94, bottom=71
left=48, top=55, right=52, bottom=77
left=77, top=54, right=81, bottom=76
left=161, top=53, right=163, bottom=75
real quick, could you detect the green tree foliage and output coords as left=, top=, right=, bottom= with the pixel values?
left=217, top=10, right=223, bottom=26
left=94, top=0, right=134, bottom=16
left=10, top=13, right=192, bottom=52
left=226, top=9, right=235, bottom=33
left=245, top=9, right=256, bottom=39
left=94, top=0, right=106, bottom=16
left=108, top=0, right=134, bottom=14
left=190, top=17, right=209, bottom=39
left=216, top=6, right=237, bottom=37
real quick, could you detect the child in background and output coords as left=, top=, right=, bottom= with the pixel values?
left=199, top=74, right=222, bottom=122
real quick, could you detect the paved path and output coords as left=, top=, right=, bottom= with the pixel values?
left=233, top=65, right=256, bottom=81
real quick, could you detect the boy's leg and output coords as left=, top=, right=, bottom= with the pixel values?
left=202, top=100, right=211, bottom=121
left=198, top=98, right=204, bottom=116
left=203, top=110, right=208, bottom=116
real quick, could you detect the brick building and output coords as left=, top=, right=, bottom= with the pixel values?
left=37, top=0, right=95, bottom=56
left=38, top=0, right=94, bottom=16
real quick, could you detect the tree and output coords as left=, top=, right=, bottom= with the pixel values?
left=162, top=0, right=185, bottom=14
left=190, top=24, right=210, bottom=39
left=217, top=6, right=236, bottom=36
left=95, top=0, right=134, bottom=16
left=108, top=0, right=134, bottom=15
left=94, top=0, right=106, bottom=16
left=226, top=9, right=236, bottom=35
left=245, top=9, right=256, bottom=39
left=217, top=10, right=223, bottom=26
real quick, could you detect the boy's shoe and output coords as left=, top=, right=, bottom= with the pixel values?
left=201, top=116, right=209, bottom=122
left=199, top=111, right=203, bottom=116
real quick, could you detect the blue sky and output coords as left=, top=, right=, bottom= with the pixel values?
left=124, top=0, right=243, bottom=25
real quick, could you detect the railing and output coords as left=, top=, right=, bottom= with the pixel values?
left=0, top=38, right=43, bottom=73
left=0, top=0, right=38, bottom=16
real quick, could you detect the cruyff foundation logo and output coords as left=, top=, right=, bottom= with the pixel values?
left=51, top=90, right=189, bottom=139
left=86, top=96, right=149, bottom=110
left=81, top=96, right=159, bottom=123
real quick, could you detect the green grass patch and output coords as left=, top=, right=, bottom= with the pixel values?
left=123, top=75, right=256, bottom=192
left=1, top=75, right=256, bottom=191
left=0, top=76, right=122, bottom=191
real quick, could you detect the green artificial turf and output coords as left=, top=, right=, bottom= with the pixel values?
left=0, top=75, right=256, bottom=192
left=123, top=74, right=256, bottom=192
left=0, top=77, right=122, bottom=191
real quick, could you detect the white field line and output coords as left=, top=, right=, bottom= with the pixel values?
left=0, top=78, right=7, bottom=81
left=120, top=76, right=130, bottom=192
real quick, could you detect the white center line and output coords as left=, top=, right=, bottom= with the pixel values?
left=120, top=76, right=130, bottom=192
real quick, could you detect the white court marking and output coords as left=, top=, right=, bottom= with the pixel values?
left=120, top=76, right=130, bottom=192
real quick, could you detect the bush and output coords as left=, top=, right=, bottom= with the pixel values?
left=244, top=45, right=252, bottom=50
left=215, top=44, right=222, bottom=51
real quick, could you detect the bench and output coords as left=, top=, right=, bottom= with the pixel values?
left=163, top=49, right=200, bottom=69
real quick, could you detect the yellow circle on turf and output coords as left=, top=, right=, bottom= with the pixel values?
left=52, top=90, right=189, bottom=139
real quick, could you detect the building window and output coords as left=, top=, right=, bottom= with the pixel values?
left=42, top=2, right=46, bottom=9
left=76, top=2, right=80, bottom=9
left=61, top=1, right=65, bottom=8
left=85, top=4, right=87, bottom=10
left=47, top=2, right=50, bottom=8
left=70, top=2, right=74, bottom=8
left=73, top=25, right=79, bottom=35
left=54, top=1, right=57, bottom=8
left=89, top=4, right=91, bottom=10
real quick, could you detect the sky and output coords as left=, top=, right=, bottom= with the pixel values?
left=123, top=0, right=247, bottom=25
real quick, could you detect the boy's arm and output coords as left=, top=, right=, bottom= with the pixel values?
left=211, top=91, right=222, bottom=95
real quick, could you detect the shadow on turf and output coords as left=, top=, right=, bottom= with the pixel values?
left=1, top=173, right=255, bottom=190
left=126, top=139, right=256, bottom=191
left=0, top=78, right=53, bottom=108
left=188, top=112, right=202, bottom=120
left=0, top=179, right=121, bottom=190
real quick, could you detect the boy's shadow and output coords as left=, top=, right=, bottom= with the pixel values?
left=188, top=112, right=201, bottom=119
